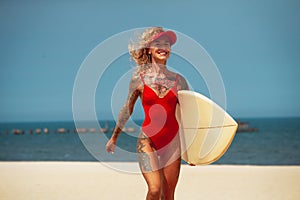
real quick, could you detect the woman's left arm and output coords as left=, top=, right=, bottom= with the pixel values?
left=177, top=74, right=189, bottom=91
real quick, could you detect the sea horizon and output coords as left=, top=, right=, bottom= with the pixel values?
left=1, top=115, right=299, bottom=123
left=1, top=117, right=300, bottom=165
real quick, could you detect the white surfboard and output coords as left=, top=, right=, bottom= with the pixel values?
left=176, top=90, right=238, bottom=165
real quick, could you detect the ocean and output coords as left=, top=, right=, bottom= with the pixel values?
left=0, top=117, right=299, bottom=165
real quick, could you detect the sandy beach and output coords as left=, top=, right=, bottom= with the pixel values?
left=0, top=162, right=299, bottom=200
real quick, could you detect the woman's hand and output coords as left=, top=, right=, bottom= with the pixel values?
left=106, top=138, right=117, bottom=154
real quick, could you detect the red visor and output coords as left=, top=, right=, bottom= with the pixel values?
left=149, top=30, right=177, bottom=46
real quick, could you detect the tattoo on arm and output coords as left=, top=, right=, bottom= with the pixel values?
left=178, top=75, right=189, bottom=90
left=112, top=74, right=141, bottom=139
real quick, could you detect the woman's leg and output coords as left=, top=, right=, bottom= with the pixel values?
left=137, top=134, right=162, bottom=200
left=159, top=135, right=181, bottom=200
left=161, top=157, right=181, bottom=200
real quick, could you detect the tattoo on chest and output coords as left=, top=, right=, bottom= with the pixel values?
left=143, top=75, right=176, bottom=97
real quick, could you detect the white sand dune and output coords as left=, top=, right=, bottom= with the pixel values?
left=0, top=162, right=299, bottom=200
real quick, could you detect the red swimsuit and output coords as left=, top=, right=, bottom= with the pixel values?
left=140, top=74, right=179, bottom=151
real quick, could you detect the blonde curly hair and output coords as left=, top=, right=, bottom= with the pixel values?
left=128, top=27, right=165, bottom=68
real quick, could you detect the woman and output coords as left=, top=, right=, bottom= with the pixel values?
left=106, top=27, right=189, bottom=200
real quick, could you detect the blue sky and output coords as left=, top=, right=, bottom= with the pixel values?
left=0, top=0, right=299, bottom=122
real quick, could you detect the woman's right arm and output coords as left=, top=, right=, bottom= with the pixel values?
left=105, top=73, right=141, bottom=153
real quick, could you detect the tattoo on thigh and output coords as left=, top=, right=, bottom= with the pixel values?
left=137, top=138, right=153, bottom=172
